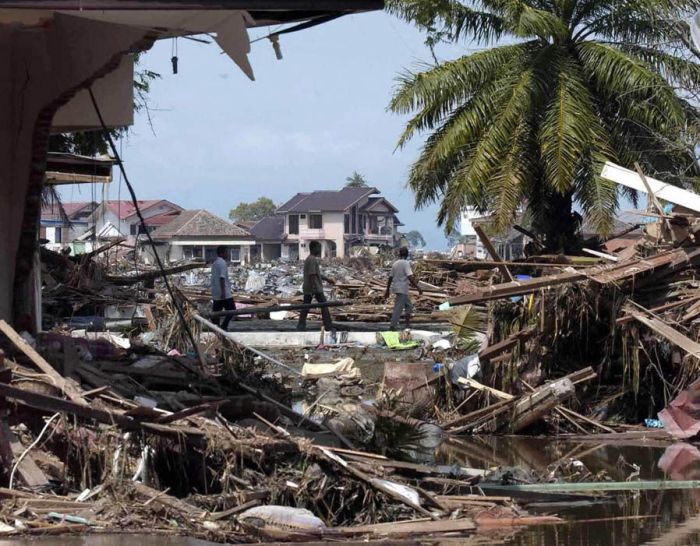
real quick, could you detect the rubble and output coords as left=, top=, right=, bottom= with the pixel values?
left=9, top=191, right=700, bottom=542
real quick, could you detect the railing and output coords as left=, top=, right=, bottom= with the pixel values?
left=298, top=228, right=326, bottom=239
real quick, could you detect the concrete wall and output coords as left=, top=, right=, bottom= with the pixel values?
left=0, top=13, right=152, bottom=320
left=295, top=211, right=346, bottom=260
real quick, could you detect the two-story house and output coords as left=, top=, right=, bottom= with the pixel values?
left=276, top=187, right=400, bottom=260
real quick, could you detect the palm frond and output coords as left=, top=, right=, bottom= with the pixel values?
left=576, top=42, right=686, bottom=129
left=620, top=44, right=700, bottom=90
left=389, top=42, right=532, bottom=126
left=503, top=0, right=569, bottom=40
left=386, top=0, right=506, bottom=43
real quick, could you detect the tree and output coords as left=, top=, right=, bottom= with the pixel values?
left=345, top=171, right=369, bottom=188
left=405, top=230, right=427, bottom=248
left=389, top=0, right=700, bottom=252
left=228, top=197, right=277, bottom=222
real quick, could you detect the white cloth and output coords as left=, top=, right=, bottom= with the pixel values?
left=390, top=259, right=413, bottom=294
left=211, top=257, right=232, bottom=300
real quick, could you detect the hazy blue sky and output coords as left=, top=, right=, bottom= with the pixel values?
left=61, top=10, right=467, bottom=249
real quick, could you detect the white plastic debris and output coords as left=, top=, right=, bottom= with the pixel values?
left=450, top=353, right=481, bottom=384
left=134, top=396, right=158, bottom=408
left=432, top=339, right=452, bottom=350
left=244, top=270, right=266, bottom=292
left=371, top=479, right=421, bottom=507
left=71, top=329, right=130, bottom=350
left=238, top=505, right=326, bottom=531
left=301, top=357, right=359, bottom=380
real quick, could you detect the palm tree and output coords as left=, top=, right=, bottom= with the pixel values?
left=345, top=171, right=369, bottom=187
left=389, top=0, right=700, bottom=250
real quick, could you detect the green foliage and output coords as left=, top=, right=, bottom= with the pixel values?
left=389, top=0, right=700, bottom=249
left=228, top=197, right=277, bottom=222
left=405, top=229, right=427, bottom=248
left=345, top=171, right=369, bottom=187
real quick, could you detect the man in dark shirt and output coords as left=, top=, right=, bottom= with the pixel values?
left=297, top=241, right=334, bottom=332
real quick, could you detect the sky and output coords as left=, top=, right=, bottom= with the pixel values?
left=61, top=10, right=467, bottom=249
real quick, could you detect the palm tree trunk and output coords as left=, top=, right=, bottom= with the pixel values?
left=531, top=190, right=581, bottom=254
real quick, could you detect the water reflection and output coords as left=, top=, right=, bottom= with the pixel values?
left=430, top=436, right=700, bottom=546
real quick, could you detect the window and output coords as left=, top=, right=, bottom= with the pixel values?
left=344, top=214, right=350, bottom=234
left=288, top=215, right=299, bottom=235
left=230, top=246, right=241, bottom=262
left=184, top=246, right=203, bottom=260
left=309, top=214, right=323, bottom=229
left=55, top=227, right=62, bottom=243
left=130, top=224, right=138, bottom=235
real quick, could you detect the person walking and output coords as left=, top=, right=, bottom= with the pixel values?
left=297, top=241, right=334, bottom=332
left=211, top=245, right=236, bottom=331
left=385, top=247, right=422, bottom=330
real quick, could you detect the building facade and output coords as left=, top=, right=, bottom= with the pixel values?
left=276, top=187, right=401, bottom=260
left=147, top=209, right=254, bottom=264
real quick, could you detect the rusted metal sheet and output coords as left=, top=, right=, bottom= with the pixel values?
left=659, top=378, right=700, bottom=439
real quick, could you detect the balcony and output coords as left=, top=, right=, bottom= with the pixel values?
left=298, top=228, right=326, bottom=239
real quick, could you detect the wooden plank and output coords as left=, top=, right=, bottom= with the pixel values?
left=449, top=270, right=586, bottom=305
left=616, top=295, right=700, bottom=325
left=132, top=482, right=206, bottom=518
left=0, top=320, right=86, bottom=405
left=473, top=224, right=515, bottom=282
left=629, top=309, right=700, bottom=357
left=208, top=499, right=261, bottom=521
left=478, top=328, right=534, bottom=361
left=449, top=248, right=689, bottom=305
left=0, top=383, right=206, bottom=444
left=457, top=377, right=514, bottom=400
left=499, top=378, right=575, bottom=433
left=4, top=424, right=49, bottom=489
left=336, top=517, right=476, bottom=536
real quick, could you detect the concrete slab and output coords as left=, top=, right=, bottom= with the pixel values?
left=223, top=329, right=450, bottom=348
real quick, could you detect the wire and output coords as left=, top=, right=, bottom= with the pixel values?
left=87, top=88, right=201, bottom=366
left=9, top=412, right=60, bottom=489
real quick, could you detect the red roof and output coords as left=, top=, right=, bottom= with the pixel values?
left=103, top=200, right=175, bottom=220
left=41, top=201, right=95, bottom=221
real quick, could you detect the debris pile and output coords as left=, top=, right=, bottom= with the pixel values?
left=429, top=183, right=700, bottom=437
left=0, top=316, right=564, bottom=542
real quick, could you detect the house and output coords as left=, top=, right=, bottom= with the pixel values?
left=276, top=187, right=401, bottom=260
left=40, top=200, right=99, bottom=253
left=86, top=200, right=184, bottom=244
left=249, top=216, right=286, bottom=261
left=147, top=209, right=255, bottom=264
left=41, top=199, right=184, bottom=251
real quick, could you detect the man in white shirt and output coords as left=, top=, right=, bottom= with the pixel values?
left=211, top=245, right=235, bottom=330
left=384, top=247, right=422, bottom=330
